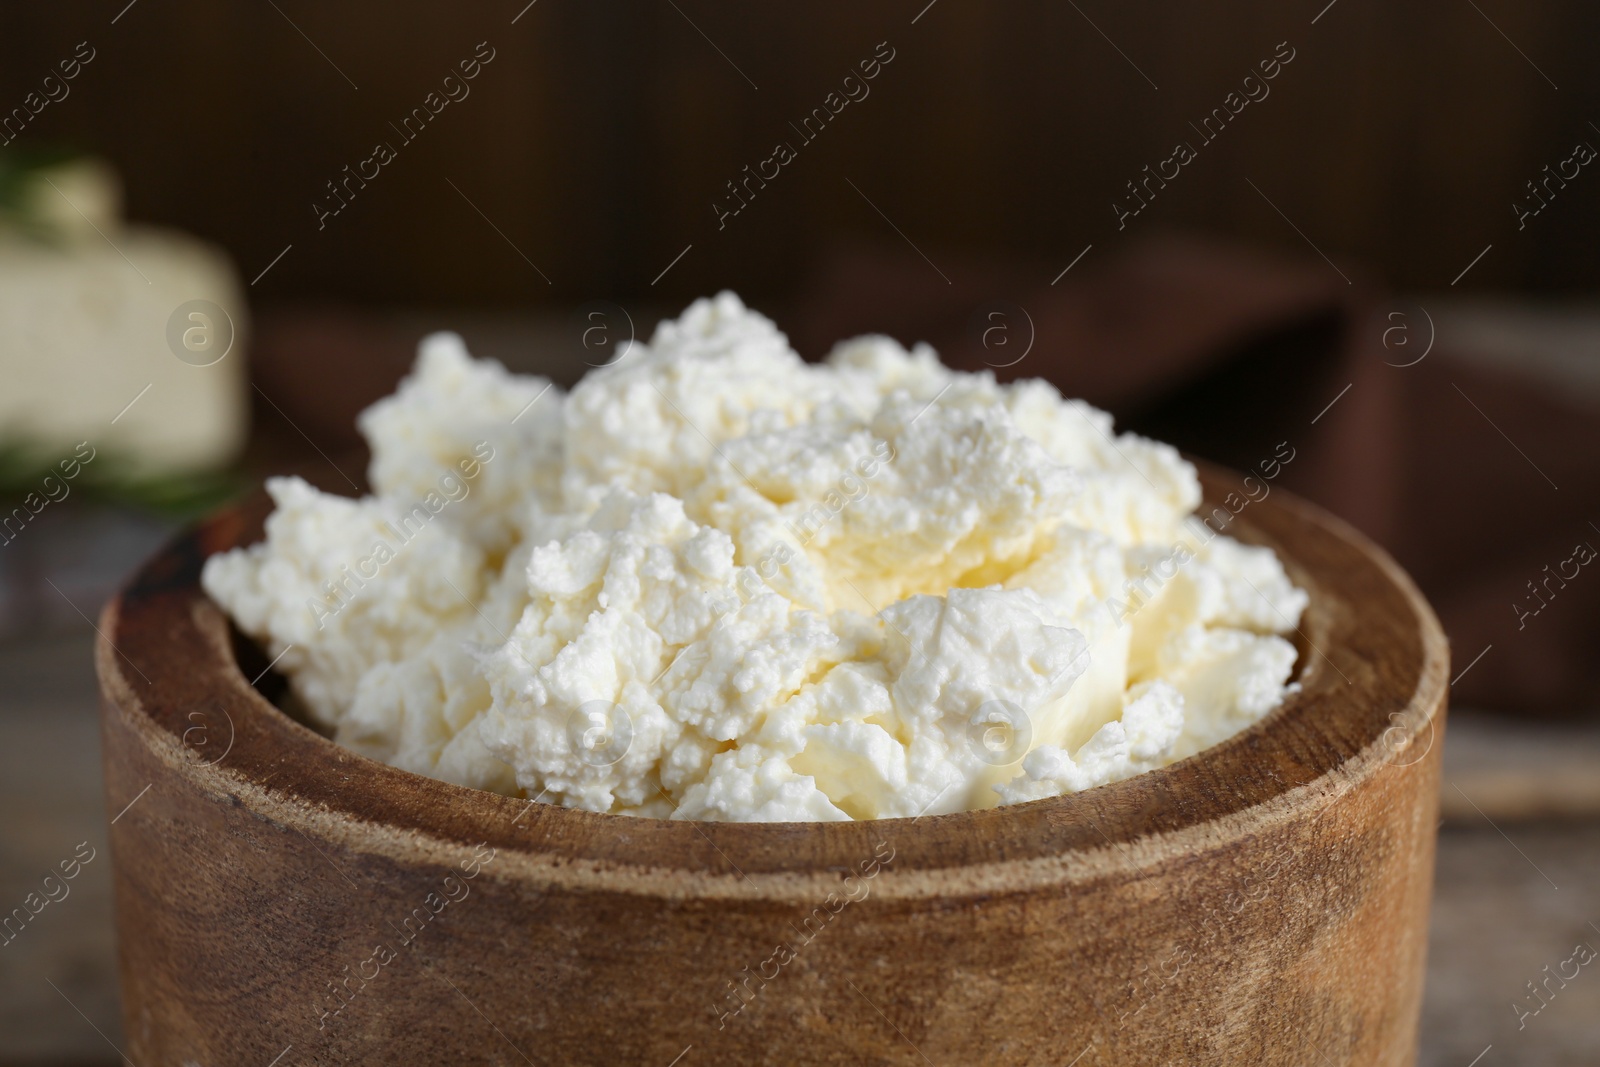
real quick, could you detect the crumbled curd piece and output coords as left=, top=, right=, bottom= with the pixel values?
left=203, top=293, right=1308, bottom=821
left=358, top=333, right=564, bottom=552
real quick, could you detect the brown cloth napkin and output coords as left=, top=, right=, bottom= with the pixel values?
left=789, top=237, right=1600, bottom=720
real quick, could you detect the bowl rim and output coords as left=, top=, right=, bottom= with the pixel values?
left=97, top=462, right=1448, bottom=900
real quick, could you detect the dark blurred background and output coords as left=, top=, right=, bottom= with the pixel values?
left=1, top=2, right=1597, bottom=1064
left=7, top=0, right=1600, bottom=299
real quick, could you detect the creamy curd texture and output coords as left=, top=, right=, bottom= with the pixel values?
left=203, top=292, right=1308, bottom=821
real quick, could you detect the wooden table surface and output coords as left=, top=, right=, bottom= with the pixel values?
left=3, top=631, right=1597, bottom=1066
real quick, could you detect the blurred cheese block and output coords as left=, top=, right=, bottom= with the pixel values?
left=0, top=158, right=247, bottom=472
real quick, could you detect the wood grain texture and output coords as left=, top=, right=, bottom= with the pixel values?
left=96, top=466, right=1448, bottom=1065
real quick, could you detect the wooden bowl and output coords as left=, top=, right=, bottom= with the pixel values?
left=97, top=466, right=1447, bottom=1066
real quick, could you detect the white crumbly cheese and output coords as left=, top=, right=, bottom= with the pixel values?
left=0, top=161, right=249, bottom=473
left=202, top=292, right=1310, bottom=822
